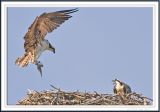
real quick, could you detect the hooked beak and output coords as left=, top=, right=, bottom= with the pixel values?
left=112, top=80, right=115, bottom=84
left=112, top=80, right=115, bottom=82
left=49, top=43, right=55, bottom=53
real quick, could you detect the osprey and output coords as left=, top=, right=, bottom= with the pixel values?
left=15, top=8, right=78, bottom=76
left=112, top=79, right=132, bottom=96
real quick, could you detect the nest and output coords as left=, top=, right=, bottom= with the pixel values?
left=17, top=85, right=153, bottom=105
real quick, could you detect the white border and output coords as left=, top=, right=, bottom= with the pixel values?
left=1, top=1, right=159, bottom=111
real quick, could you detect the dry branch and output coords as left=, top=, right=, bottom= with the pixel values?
left=17, top=86, right=153, bottom=105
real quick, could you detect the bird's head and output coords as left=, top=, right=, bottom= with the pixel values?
left=112, top=79, right=122, bottom=85
left=45, top=40, right=55, bottom=53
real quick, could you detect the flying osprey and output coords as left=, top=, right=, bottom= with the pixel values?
left=112, top=79, right=132, bottom=96
left=15, top=8, right=78, bottom=76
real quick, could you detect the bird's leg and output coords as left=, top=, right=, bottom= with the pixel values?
left=35, top=60, right=43, bottom=77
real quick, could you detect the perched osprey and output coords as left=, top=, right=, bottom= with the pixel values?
left=15, top=8, right=78, bottom=76
left=112, top=79, right=132, bottom=95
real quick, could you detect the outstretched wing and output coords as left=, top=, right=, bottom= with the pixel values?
left=15, top=8, right=78, bottom=67
left=24, top=8, right=78, bottom=53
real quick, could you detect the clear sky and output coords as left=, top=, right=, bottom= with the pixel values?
left=8, top=7, right=153, bottom=104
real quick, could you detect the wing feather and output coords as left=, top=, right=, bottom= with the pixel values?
left=24, top=8, right=78, bottom=53
left=16, top=8, right=78, bottom=68
left=113, top=86, right=117, bottom=94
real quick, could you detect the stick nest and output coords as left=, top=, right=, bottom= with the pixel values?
left=17, top=86, right=153, bottom=105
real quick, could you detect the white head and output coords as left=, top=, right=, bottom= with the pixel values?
left=112, top=79, right=123, bottom=86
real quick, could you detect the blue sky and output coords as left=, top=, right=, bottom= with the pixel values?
left=8, top=7, right=153, bottom=104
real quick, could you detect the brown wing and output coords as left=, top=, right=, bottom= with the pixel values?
left=113, top=86, right=117, bottom=94
left=24, top=8, right=78, bottom=53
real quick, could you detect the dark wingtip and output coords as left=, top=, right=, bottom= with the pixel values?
left=68, top=8, right=79, bottom=14
left=69, top=8, right=79, bottom=13
left=56, top=8, right=79, bottom=14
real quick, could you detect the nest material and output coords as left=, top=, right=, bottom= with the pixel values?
left=17, top=86, right=153, bottom=105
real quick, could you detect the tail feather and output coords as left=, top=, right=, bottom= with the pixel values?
left=15, top=52, right=32, bottom=67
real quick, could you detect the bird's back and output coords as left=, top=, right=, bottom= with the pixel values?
left=123, top=83, right=132, bottom=94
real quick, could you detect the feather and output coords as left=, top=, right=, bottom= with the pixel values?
left=15, top=52, right=33, bottom=67
left=15, top=8, right=78, bottom=76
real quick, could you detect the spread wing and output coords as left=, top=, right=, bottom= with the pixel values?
left=15, top=8, right=78, bottom=67
left=24, top=8, right=78, bottom=53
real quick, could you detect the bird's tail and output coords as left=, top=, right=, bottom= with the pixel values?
left=15, top=52, right=32, bottom=67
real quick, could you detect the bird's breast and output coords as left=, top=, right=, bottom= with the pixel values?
left=116, top=84, right=124, bottom=91
left=35, top=42, right=48, bottom=60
